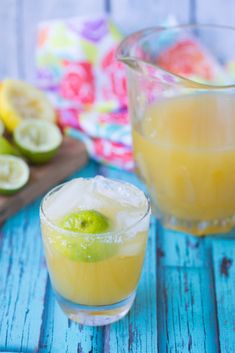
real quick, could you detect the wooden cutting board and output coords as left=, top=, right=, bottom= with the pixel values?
left=0, top=136, right=88, bottom=224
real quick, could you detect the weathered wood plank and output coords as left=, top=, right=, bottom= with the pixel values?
left=212, top=240, right=235, bottom=353
left=0, top=138, right=88, bottom=225
left=20, top=0, right=105, bottom=81
left=157, top=229, right=205, bottom=268
left=110, top=0, right=191, bottom=34
left=104, top=219, right=157, bottom=353
left=0, top=160, right=99, bottom=352
left=157, top=227, right=220, bottom=353
left=100, top=166, right=157, bottom=353
left=39, top=283, right=104, bottom=353
left=0, top=0, right=19, bottom=78
left=195, top=0, right=235, bottom=25
left=38, top=160, right=105, bottom=353
left=158, top=267, right=219, bottom=353
left=0, top=201, right=48, bottom=352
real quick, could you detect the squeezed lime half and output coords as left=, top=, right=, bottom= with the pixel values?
left=14, top=119, right=62, bottom=164
left=0, top=155, right=30, bottom=195
left=51, top=210, right=117, bottom=262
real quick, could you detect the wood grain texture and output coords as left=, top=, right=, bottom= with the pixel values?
left=38, top=161, right=105, bottom=353
left=212, top=240, right=235, bottom=353
left=19, top=0, right=105, bottom=81
left=0, top=0, right=19, bottom=79
left=0, top=137, right=88, bottom=224
left=100, top=167, right=157, bottom=353
left=103, top=220, right=157, bottom=353
left=39, top=283, right=104, bottom=353
left=157, top=228, right=220, bottom=353
left=110, top=0, right=191, bottom=34
left=0, top=201, right=48, bottom=352
left=195, top=0, right=235, bottom=25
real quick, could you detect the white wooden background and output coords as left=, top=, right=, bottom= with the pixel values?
left=0, top=0, right=234, bottom=82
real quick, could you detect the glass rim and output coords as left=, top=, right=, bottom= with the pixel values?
left=40, top=177, right=151, bottom=238
left=116, top=23, right=235, bottom=89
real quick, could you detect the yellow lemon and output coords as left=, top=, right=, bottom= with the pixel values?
left=0, top=79, right=56, bottom=132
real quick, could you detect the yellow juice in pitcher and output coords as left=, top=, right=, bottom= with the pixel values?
left=133, top=92, right=235, bottom=234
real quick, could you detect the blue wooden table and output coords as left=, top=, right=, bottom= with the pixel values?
left=0, top=159, right=235, bottom=353
left=0, top=1, right=235, bottom=351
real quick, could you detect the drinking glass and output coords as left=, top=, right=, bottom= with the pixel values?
left=117, top=24, right=235, bottom=235
left=40, top=177, right=150, bottom=326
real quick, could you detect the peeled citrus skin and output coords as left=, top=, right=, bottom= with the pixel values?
left=0, top=79, right=56, bottom=132
left=49, top=210, right=118, bottom=263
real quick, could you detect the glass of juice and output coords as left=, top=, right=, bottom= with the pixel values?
left=117, top=24, right=235, bottom=235
left=40, top=176, right=150, bottom=326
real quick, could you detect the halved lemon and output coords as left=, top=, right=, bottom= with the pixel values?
left=14, top=119, right=62, bottom=164
left=0, top=155, right=30, bottom=195
left=0, top=79, right=56, bottom=132
left=0, top=120, right=4, bottom=135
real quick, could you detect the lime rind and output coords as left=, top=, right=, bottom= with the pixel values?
left=14, top=119, right=62, bottom=164
left=60, top=210, right=110, bottom=234
left=0, top=136, right=21, bottom=156
left=0, top=120, right=4, bottom=135
left=51, top=233, right=117, bottom=262
left=0, top=155, right=30, bottom=195
left=49, top=210, right=117, bottom=262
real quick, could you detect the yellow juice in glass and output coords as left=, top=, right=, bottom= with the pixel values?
left=133, top=92, right=235, bottom=235
left=40, top=176, right=150, bottom=326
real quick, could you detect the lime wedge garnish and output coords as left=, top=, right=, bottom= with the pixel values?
left=0, top=155, right=30, bottom=195
left=0, top=120, right=4, bottom=135
left=61, top=210, right=110, bottom=234
left=0, top=136, right=21, bottom=156
left=50, top=210, right=117, bottom=262
left=14, top=119, right=62, bottom=164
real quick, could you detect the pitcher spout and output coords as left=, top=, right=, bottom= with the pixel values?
left=116, top=25, right=235, bottom=88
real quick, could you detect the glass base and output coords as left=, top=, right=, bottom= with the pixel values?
left=157, top=210, right=235, bottom=236
left=55, top=291, right=136, bottom=326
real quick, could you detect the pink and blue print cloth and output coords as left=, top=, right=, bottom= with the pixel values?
left=36, top=15, right=132, bottom=169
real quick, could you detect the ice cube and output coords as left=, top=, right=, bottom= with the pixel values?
left=117, top=226, right=148, bottom=256
left=118, top=237, right=145, bottom=256
left=44, top=176, right=149, bottom=225
left=116, top=210, right=150, bottom=236
left=93, top=175, right=147, bottom=209
left=45, top=178, right=104, bottom=220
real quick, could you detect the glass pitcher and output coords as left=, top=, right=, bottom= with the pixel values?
left=117, top=24, right=235, bottom=235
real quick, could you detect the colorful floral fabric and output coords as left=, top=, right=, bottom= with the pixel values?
left=36, top=15, right=132, bottom=169
left=157, top=38, right=216, bottom=80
